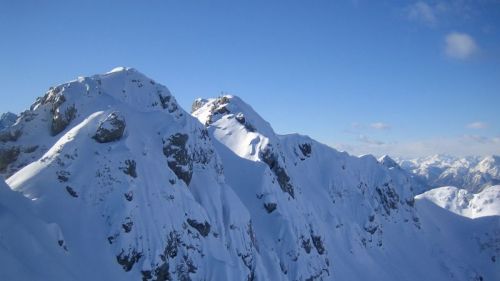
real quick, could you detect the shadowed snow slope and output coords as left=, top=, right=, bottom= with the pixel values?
left=0, top=70, right=498, bottom=281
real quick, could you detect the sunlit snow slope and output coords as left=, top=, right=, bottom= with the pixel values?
left=0, top=69, right=498, bottom=281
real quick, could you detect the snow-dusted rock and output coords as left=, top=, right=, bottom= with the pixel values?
left=0, top=112, right=17, bottom=131
left=93, top=112, right=126, bottom=143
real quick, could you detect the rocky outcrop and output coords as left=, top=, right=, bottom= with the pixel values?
left=0, top=146, right=20, bottom=172
left=235, top=113, right=256, bottom=132
left=191, top=98, right=208, bottom=113
left=186, top=219, right=211, bottom=237
left=260, top=147, right=295, bottom=198
left=93, top=112, right=126, bottom=143
left=0, top=129, right=22, bottom=142
left=163, top=133, right=192, bottom=185
left=45, top=92, right=78, bottom=136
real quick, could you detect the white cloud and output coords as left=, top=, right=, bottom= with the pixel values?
left=408, top=1, right=437, bottom=25
left=357, top=134, right=385, bottom=145
left=370, top=122, right=391, bottom=130
left=444, top=32, right=478, bottom=59
left=332, top=135, right=500, bottom=158
left=466, top=121, right=488, bottom=129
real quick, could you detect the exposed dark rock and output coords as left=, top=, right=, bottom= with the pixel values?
left=122, top=218, right=133, bottom=233
left=124, top=191, right=133, bottom=201
left=165, top=231, right=181, bottom=259
left=57, top=239, right=68, bottom=251
left=107, top=235, right=116, bottom=244
left=51, top=102, right=77, bottom=136
left=158, top=93, right=178, bottom=113
left=247, top=222, right=259, bottom=251
left=260, top=148, right=295, bottom=198
left=93, top=112, right=126, bottom=143
left=116, top=249, right=142, bottom=272
left=191, top=98, right=208, bottom=113
left=154, top=263, right=172, bottom=281
left=406, top=197, right=415, bottom=207
left=176, top=255, right=197, bottom=281
left=23, top=145, right=38, bottom=153
left=0, top=129, right=22, bottom=142
left=141, top=270, right=153, bottom=281
left=301, top=236, right=312, bottom=254
left=186, top=219, right=211, bottom=237
left=158, top=93, right=171, bottom=109
left=235, top=113, right=256, bottom=132
left=364, top=224, right=378, bottom=235
left=214, top=106, right=230, bottom=115
left=65, top=186, right=78, bottom=198
left=204, top=96, right=232, bottom=125
left=298, top=143, right=312, bottom=158
left=163, top=133, right=192, bottom=185
left=263, top=202, right=277, bottom=213
left=375, top=184, right=400, bottom=215
left=56, top=171, right=70, bottom=182
left=0, top=146, right=20, bottom=172
left=121, top=159, right=137, bottom=178
left=311, top=234, right=325, bottom=255
left=20, top=111, right=37, bottom=122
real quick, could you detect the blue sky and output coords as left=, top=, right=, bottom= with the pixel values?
left=1, top=0, right=499, bottom=157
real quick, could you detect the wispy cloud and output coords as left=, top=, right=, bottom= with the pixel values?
left=466, top=121, right=488, bottom=129
left=444, top=32, right=478, bottom=59
left=357, top=135, right=385, bottom=146
left=370, top=122, right=391, bottom=130
left=345, top=122, right=391, bottom=133
left=407, top=1, right=438, bottom=25
left=332, top=135, right=500, bottom=158
left=406, top=1, right=481, bottom=27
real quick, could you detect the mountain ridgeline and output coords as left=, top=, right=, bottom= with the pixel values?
left=0, top=68, right=498, bottom=281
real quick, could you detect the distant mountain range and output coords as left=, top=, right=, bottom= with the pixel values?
left=0, top=68, right=498, bottom=281
left=396, top=154, right=500, bottom=193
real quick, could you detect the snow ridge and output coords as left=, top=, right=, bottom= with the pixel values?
left=0, top=69, right=498, bottom=281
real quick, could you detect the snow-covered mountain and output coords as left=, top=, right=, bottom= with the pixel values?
left=0, top=112, right=17, bottom=132
left=398, top=155, right=500, bottom=193
left=0, top=68, right=498, bottom=281
left=417, top=185, right=500, bottom=219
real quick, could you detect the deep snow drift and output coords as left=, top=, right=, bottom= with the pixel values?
left=0, top=68, right=498, bottom=281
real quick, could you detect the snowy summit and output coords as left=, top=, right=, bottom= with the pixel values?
left=0, top=68, right=498, bottom=281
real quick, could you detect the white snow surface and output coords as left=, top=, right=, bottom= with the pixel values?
left=416, top=185, right=500, bottom=218
left=397, top=154, right=500, bottom=193
left=0, top=69, right=498, bottom=281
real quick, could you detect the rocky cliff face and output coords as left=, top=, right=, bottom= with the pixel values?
left=1, top=69, right=498, bottom=281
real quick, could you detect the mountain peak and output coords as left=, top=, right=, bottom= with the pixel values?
left=378, top=155, right=400, bottom=169
left=192, top=94, right=275, bottom=138
left=2, top=69, right=498, bottom=281
left=0, top=112, right=17, bottom=131
left=106, top=66, right=136, bottom=74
